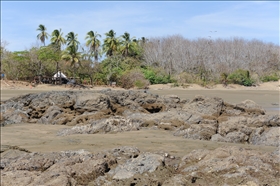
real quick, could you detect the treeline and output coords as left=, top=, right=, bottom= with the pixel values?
left=143, top=35, right=280, bottom=86
left=1, top=25, right=279, bottom=88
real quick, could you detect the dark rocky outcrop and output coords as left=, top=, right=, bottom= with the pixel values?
left=1, top=90, right=279, bottom=147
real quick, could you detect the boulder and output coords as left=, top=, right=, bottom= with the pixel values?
left=177, top=146, right=279, bottom=186
left=174, top=124, right=217, bottom=140
left=250, top=127, right=280, bottom=146
left=183, top=95, right=224, bottom=117
left=37, top=105, right=62, bottom=124
left=57, top=116, right=142, bottom=136
left=108, top=152, right=165, bottom=180
left=1, top=149, right=116, bottom=186
left=1, top=108, right=29, bottom=126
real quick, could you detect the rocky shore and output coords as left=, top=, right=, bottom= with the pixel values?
left=1, top=144, right=279, bottom=185
left=1, top=89, right=279, bottom=185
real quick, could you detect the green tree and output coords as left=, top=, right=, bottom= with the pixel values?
left=51, top=29, right=66, bottom=51
left=103, top=29, right=119, bottom=57
left=119, top=32, right=137, bottom=57
left=36, top=24, right=49, bottom=46
left=0, top=40, right=9, bottom=71
left=61, top=45, right=82, bottom=78
left=50, top=29, right=66, bottom=83
left=66, top=31, right=80, bottom=49
left=5, top=51, right=32, bottom=80
left=37, top=46, right=60, bottom=75
left=85, top=31, right=102, bottom=62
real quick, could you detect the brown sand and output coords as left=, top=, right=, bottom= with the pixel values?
left=0, top=80, right=279, bottom=156
left=1, top=124, right=276, bottom=157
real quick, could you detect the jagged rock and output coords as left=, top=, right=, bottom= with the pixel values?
left=1, top=90, right=179, bottom=126
left=177, top=146, right=280, bottom=186
left=1, top=146, right=279, bottom=186
left=250, top=127, right=280, bottom=146
left=108, top=152, right=165, bottom=180
left=182, top=95, right=224, bottom=117
left=174, top=124, right=218, bottom=140
left=1, top=149, right=116, bottom=186
left=1, top=108, right=29, bottom=126
left=73, top=92, right=110, bottom=112
left=214, top=115, right=280, bottom=145
left=57, top=116, right=142, bottom=136
left=247, top=114, right=280, bottom=127
left=37, top=105, right=62, bottom=124
left=0, top=90, right=279, bottom=147
left=235, top=100, right=266, bottom=115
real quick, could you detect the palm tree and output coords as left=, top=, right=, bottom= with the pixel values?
left=85, top=31, right=101, bottom=62
left=37, top=24, right=49, bottom=46
left=51, top=29, right=66, bottom=51
left=61, top=45, right=82, bottom=67
left=50, top=29, right=66, bottom=84
left=66, top=32, right=80, bottom=50
left=61, top=45, right=82, bottom=78
left=119, top=32, right=137, bottom=57
left=139, top=37, right=148, bottom=46
left=103, top=29, right=119, bottom=57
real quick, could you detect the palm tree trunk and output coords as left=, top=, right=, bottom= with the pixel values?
left=59, top=70, right=62, bottom=85
left=56, top=61, right=59, bottom=85
left=94, top=51, right=98, bottom=62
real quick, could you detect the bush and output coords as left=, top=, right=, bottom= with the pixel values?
left=141, top=67, right=172, bottom=84
left=261, top=74, right=279, bottom=82
left=175, top=72, right=196, bottom=84
left=227, top=69, right=255, bottom=86
left=119, top=69, right=150, bottom=89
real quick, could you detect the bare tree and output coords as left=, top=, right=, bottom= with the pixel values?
left=143, top=35, right=280, bottom=83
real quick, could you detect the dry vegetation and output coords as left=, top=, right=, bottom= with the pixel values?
left=143, top=35, right=280, bottom=84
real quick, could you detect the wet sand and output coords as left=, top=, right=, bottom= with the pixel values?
left=0, top=88, right=279, bottom=156
left=1, top=124, right=276, bottom=157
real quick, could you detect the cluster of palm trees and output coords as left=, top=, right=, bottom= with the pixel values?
left=36, top=24, right=145, bottom=66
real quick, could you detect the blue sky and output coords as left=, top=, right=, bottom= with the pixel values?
left=1, top=1, right=279, bottom=52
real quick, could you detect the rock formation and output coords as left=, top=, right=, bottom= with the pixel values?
left=1, top=145, right=279, bottom=185
left=1, top=90, right=280, bottom=185
left=1, top=90, right=279, bottom=147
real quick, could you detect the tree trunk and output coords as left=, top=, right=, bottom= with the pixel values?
left=56, top=61, right=59, bottom=85
left=59, top=70, right=62, bottom=85
left=38, top=61, right=42, bottom=84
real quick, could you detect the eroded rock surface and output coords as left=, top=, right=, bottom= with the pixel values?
left=1, top=89, right=280, bottom=185
left=1, top=146, right=279, bottom=186
left=1, top=90, right=279, bottom=147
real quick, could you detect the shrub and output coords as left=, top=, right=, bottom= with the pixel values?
left=261, top=74, right=279, bottom=82
left=119, top=69, right=150, bottom=89
left=175, top=72, right=196, bottom=84
left=134, top=80, right=148, bottom=89
left=141, top=67, right=172, bottom=84
left=172, top=82, right=180, bottom=87
left=227, top=69, right=255, bottom=86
